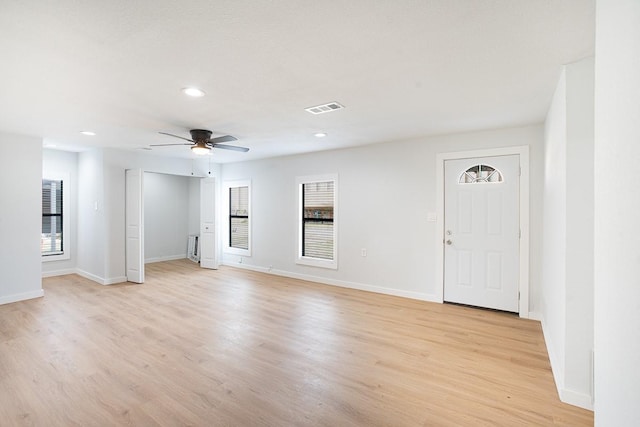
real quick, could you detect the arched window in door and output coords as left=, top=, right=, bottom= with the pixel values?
left=459, top=164, right=504, bottom=184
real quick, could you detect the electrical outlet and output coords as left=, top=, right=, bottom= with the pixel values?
left=361, top=248, right=367, bottom=257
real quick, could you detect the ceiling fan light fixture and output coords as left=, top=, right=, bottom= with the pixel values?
left=191, top=142, right=211, bottom=155
left=182, top=87, right=205, bottom=97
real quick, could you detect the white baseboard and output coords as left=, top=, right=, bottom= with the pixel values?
left=76, top=269, right=105, bottom=284
left=104, top=276, right=127, bottom=285
left=538, top=313, right=594, bottom=411
left=560, top=388, right=593, bottom=411
left=528, top=311, right=543, bottom=321
left=145, top=254, right=187, bottom=264
left=0, top=289, right=45, bottom=305
left=76, top=269, right=127, bottom=286
left=539, top=315, right=565, bottom=398
left=222, top=261, right=440, bottom=303
left=42, top=268, right=77, bottom=278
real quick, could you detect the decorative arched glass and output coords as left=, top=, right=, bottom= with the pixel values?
left=459, top=164, right=503, bottom=184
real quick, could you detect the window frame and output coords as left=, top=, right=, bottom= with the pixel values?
left=223, top=179, right=251, bottom=257
left=42, top=172, right=70, bottom=262
left=296, top=174, right=338, bottom=269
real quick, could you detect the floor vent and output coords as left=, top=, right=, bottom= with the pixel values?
left=305, top=102, right=344, bottom=115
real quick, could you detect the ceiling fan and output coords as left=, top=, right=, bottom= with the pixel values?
left=151, top=129, right=249, bottom=155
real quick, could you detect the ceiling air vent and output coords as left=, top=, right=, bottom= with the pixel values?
left=305, top=102, right=345, bottom=115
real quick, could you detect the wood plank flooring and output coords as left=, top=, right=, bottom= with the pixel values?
left=0, top=260, right=593, bottom=426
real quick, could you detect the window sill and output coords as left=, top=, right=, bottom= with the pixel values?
left=296, top=256, right=338, bottom=270
left=42, top=253, right=70, bottom=263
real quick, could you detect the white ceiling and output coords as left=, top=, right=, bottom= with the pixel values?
left=0, top=1, right=594, bottom=163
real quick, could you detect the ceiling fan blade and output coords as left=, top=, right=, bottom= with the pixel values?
left=149, top=143, right=194, bottom=147
left=210, top=135, right=238, bottom=144
left=212, top=143, right=250, bottom=152
left=159, top=131, right=194, bottom=143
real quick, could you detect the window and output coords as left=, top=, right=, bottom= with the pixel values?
left=42, top=179, right=64, bottom=256
left=230, top=186, right=249, bottom=249
left=42, top=173, right=70, bottom=262
left=224, top=180, right=251, bottom=256
left=459, top=164, right=503, bottom=184
left=296, top=174, right=338, bottom=269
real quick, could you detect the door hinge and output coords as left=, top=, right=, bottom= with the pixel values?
left=518, top=291, right=520, bottom=301
left=519, top=229, right=521, bottom=239
left=519, top=166, right=522, bottom=176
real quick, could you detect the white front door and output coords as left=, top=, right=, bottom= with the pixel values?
left=444, top=155, right=519, bottom=312
left=200, top=177, right=218, bottom=269
left=125, top=169, right=144, bottom=283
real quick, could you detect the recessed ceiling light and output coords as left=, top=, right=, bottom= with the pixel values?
left=182, top=87, right=206, bottom=97
left=314, top=132, right=327, bottom=138
left=44, top=143, right=57, bottom=148
left=80, top=131, right=96, bottom=136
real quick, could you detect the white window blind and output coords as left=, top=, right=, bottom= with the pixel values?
left=302, top=181, right=334, bottom=260
left=42, top=179, right=63, bottom=255
left=229, top=186, right=249, bottom=250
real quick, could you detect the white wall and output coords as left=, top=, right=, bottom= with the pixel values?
left=220, top=125, right=543, bottom=305
left=594, top=0, right=640, bottom=424
left=564, top=57, right=595, bottom=406
left=42, top=149, right=78, bottom=276
left=188, top=178, right=201, bottom=236
left=0, top=132, right=43, bottom=304
left=144, top=172, right=199, bottom=263
left=541, top=57, right=595, bottom=410
left=541, top=68, right=568, bottom=395
left=77, top=149, right=106, bottom=282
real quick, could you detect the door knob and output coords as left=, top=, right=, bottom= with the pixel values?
left=446, top=240, right=452, bottom=245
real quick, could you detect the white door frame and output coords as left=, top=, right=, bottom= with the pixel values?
left=435, top=146, right=530, bottom=318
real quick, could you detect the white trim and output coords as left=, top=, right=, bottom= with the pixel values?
left=223, top=260, right=439, bottom=302
left=528, top=311, right=543, bottom=322
left=560, top=389, right=594, bottom=411
left=68, top=269, right=100, bottom=283
left=539, top=313, right=565, bottom=400
left=104, top=276, right=127, bottom=285
left=223, top=179, right=252, bottom=257
left=42, top=268, right=77, bottom=278
left=145, top=254, right=187, bottom=264
left=0, top=289, right=44, bottom=305
left=435, top=146, right=530, bottom=318
left=76, top=269, right=127, bottom=285
left=295, top=173, right=339, bottom=269
left=539, top=312, right=594, bottom=411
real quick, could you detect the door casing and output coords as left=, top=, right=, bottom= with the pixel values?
left=435, top=146, right=530, bottom=318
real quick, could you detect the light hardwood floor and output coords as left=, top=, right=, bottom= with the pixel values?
left=0, top=260, right=592, bottom=426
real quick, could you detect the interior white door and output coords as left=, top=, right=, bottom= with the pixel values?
left=125, top=169, right=144, bottom=283
left=200, top=177, right=218, bottom=269
left=444, top=155, right=519, bottom=312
